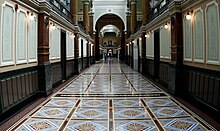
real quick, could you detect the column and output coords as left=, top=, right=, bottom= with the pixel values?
left=83, top=0, right=89, bottom=34
left=74, top=33, right=79, bottom=74
left=142, top=0, right=150, bottom=25
left=141, top=33, right=146, bottom=75
left=126, top=11, right=131, bottom=37
left=120, top=31, right=125, bottom=61
left=131, top=0, right=137, bottom=34
left=89, top=11, right=94, bottom=36
left=130, top=41, right=134, bottom=68
left=168, top=6, right=183, bottom=95
left=95, top=32, right=100, bottom=61
left=38, top=13, right=53, bottom=96
left=87, top=40, right=90, bottom=67
left=70, top=0, right=78, bottom=25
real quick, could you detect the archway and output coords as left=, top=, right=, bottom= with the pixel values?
left=94, top=14, right=126, bottom=61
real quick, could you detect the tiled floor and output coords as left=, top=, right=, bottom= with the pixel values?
left=8, top=60, right=216, bottom=131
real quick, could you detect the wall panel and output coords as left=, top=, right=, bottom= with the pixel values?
left=183, top=16, right=192, bottom=61
left=193, top=9, right=204, bottom=62
left=28, top=16, right=37, bottom=62
left=0, top=70, right=38, bottom=113
left=1, top=2, right=15, bottom=66
left=16, top=9, right=27, bottom=64
left=206, top=2, right=220, bottom=64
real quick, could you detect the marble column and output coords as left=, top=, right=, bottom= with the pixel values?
left=74, top=33, right=79, bottom=74
left=120, top=31, right=125, bottom=61
left=38, top=13, right=52, bottom=96
left=168, top=9, right=184, bottom=95
left=141, top=33, right=146, bottom=75
left=89, top=11, right=94, bottom=36
left=95, top=32, right=100, bottom=61
left=131, top=0, right=137, bottom=34
left=83, top=0, right=89, bottom=34
left=70, top=0, right=78, bottom=25
left=142, top=0, right=150, bottom=25
left=126, top=11, right=131, bottom=37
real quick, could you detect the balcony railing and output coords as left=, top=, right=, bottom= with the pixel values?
left=148, top=0, right=172, bottom=22
left=48, top=0, right=73, bottom=24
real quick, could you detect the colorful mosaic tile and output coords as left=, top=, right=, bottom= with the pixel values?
left=73, top=108, right=108, bottom=119
left=115, top=120, right=158, bottom=131
left=17, top=118, right=63, bottom=131
left=45, top=99, right=77, bottom=107
left=144, top=98, right=176, bottom=107
left=159, top=118, right=209, bottom=131
left=113, top=99, right=142, bottom=107
left=80, top=99, right=108, bottom=107
left=34, top=107, right=71, bottom=119
left=152, top=107, right=189, bottom=118
left=66, top=121, right=108, bottom=131
left=114, top=108, right=150, bottom=119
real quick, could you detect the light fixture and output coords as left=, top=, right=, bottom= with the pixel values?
left=139, top=37, right=142, bottom=41
left=126, top=43, right=129, bottom=46
left=186, top=12, right=192, bottom=20
left=164, top=23, right=169, bottom=29
left=52, top=24, right=56, bottom=30
left=145, top=34, right=149, bottom=38
left=29, top=12, right=35, bottom=21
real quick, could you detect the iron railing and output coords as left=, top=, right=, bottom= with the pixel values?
left=148, top=0, right=172, bottom=22
left=48, top=0, right=73, bottom=23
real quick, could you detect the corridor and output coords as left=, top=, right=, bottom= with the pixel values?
left=8, top=59, right=216, bottom=131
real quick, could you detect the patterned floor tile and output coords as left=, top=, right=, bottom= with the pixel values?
left=113, top=99, right=143, bottom=107
left=17, top=118, right=63, bottom=131
left=114, top=108, right=150, bottom=119
left=151, top=107, right=189, bottom=118
left=80, top=99, right=108, bottom=107
left=45, top=98, right=77, bottom=107
left=115, top=120, right=158, bottom=131
left=33, top=107, right=71, bottom=119
left=73, top=108, right=108, bottom=119
left=65, top=120, right=108, bottom=131
left=158, top=117, right=210, bottom=131
left=144, top=98, right=176, bottom=107
left=8, top=60, right=216, bottom=131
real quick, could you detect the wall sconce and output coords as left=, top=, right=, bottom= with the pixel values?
left=52, top=24, right=56, bottom=30
left=186, top=11, right=193, bottom=20
left=145, top=34, right=149, bottom=38
left=29, top=12, right=35, bottom=21
left=164, top=23, right=169, bottom=29
left=139, top=37, right=142, bottom=41
left=126, top=43, right=129, bottom=46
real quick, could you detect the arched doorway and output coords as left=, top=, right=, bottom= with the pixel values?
left=94, top=14, right=126, bottom=61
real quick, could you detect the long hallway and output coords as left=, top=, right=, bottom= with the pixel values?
left=8, top=59, right=216, bottom=131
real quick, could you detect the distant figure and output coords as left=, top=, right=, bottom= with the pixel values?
left=105, top=54, right=107, bottom=61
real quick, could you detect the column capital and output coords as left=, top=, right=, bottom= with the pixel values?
left=131, top=0, right=137, bottom=4
left=126, top=11, right=131, bottom=16
left=89, top=11, right=94, bottom=16
left=82, top=0, right=90, bottom=4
